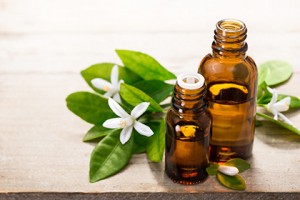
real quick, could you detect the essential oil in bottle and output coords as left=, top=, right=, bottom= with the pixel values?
left=165, top=73, right=211, bottom=184
left=198, top=19, right=258, bottom=163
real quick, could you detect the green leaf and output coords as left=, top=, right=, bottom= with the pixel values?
left=206, top=164, right=219, bottom=175
left=120, top=83, right=163, bottom=112
left=278, top=94, right=300, bottom=109
left=146, top=119, right=166, bottom=162
left=217, top=173, right=246, bottom=190
left=66, top=92, right=116, bottom=125
left=116, top=49, right=176, bottom=81
left=257, top=112, right=300, bottom=135
left=258, top=60, right=292, bottom=86
left=81, top=63, right=142, bottom=94
left=89, top=129, right=134, bottom=182
left=257, top=81, right=272, bottom=104
left=224, top=158, right=250, bottom=173
left=133, top=80, right=174, bottom=103
left=133, top=130, right=148, bottom=154
left=258, top=64, right=270, bottom=86
left=83, top=126, right=117, bottom=142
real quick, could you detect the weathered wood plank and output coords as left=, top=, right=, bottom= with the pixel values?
left=0, top=0, right=300, bottom=74
left=0, top=0, right=299, bottom=33
left=0, top=33, right=300, bottom=74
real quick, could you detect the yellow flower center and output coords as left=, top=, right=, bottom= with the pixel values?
left=120, top=120, right=127, bottom=128
left=103, top=85, right=110, bottom=92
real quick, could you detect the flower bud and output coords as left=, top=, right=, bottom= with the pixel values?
left=218, top=165, right=239, bottom=176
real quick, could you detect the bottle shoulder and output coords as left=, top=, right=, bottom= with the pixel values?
left=198, top=53, right=257, bottom=83
left=167, top=108, right=211, bottom=124
left=199, top=53, right=256, bottom=66
left=245, top=55, right=258, bottom=72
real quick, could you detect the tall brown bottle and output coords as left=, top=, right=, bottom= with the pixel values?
left=198, top=19, right=258, bottom=163
left=165, top=73, right=211, bottom=184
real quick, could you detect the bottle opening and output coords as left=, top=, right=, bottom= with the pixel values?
left=217, top=19, right=245, bottom=32
left=177, top=73, right=204, bottom=90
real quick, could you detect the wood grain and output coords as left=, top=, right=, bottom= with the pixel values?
left=1, top=0, right=300, bottom=199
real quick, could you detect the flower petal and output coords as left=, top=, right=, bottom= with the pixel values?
left=269, top=88, right=278, bottom=105
left=131, top=102, right=150, bottom=119
left=273, top=112, right=279, bottom=120
left=91, top=78, right=112, bottom=91
left=134, top=121, right=154, bottom=137
left=266, top=89, right=278, bottom=114
left=120, top=126, right=133, bottom=144
left=103, top=118, right=122, bottom=129
left=113, top=92, right=121, bottom=103
left=273, top=97, right=291, bottom=112
left=278, top=112, right=294, bottom=126
left=108, top=98, right=130, bottom=118
left=118, top=80, right=124, bottom=90
left=111, top=65, right=119, bottom=87
left=103, top=91, right=114, bottom=98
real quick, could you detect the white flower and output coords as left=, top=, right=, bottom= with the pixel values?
left=218, top=165, right=239, bottom=176
left=266, top=87, right=293, bottom=125
left=103, top=98, right=154, bottom=144
left=91, top=65, right=123, bottom=102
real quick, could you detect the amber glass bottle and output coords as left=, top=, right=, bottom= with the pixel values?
left=198, top=19, right=257, bottom=163
left=165, top=73, right=211, bottom=184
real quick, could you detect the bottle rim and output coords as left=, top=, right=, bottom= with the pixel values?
left=217, top=19, right=246, bottom=33
left=177, top=73, right=204, bottom=90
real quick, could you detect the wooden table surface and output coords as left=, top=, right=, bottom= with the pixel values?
left=1, top=0, right=300, bottom=199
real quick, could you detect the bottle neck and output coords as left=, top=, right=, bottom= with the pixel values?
left=172, top=83, right=207, bottom=114
left=212, top=19, right=248, bottom=59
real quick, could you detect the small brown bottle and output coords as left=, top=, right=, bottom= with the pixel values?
left=198, top=19, right=258, bottom=163
left=165, top=73, right=211, bottom=184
